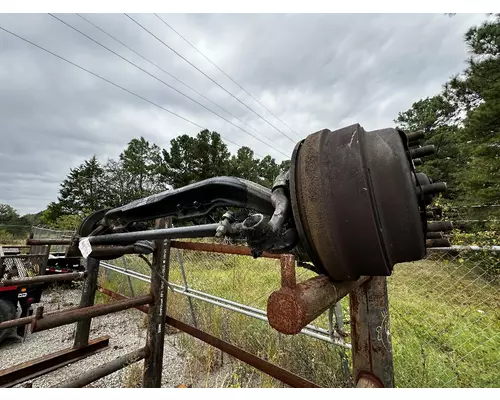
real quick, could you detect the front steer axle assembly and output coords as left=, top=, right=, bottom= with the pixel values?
left=67, top=123, right=450, bottom=283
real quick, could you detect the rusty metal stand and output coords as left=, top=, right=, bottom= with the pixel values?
left=74, top=257, right=100, bottom=348
left=0, top=271, right=86, bottom=287
left=142, top=218, right=171, bottom=388
left=31, top=295, right=153, bottom=333
left=99, top=287, right=320, bottom=388
left=349, top=276, right=394, bottom=388
left=0, top=336, right=110, bottom=388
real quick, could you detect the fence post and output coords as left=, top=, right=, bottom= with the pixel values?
left=176, top=249, right=197, bottom=327
left=143, top=218, right=171, bottom=388
left=74, top=257, right=100, bottom=348
left=122, top=257, right=134, bottom=297
left=349, top=276, right=394, bottom=388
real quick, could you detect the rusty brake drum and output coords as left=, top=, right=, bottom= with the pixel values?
left=290, top=124, right=425, bottom=281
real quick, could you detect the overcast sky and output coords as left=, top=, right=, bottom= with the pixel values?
left=0, top=13, right=489, bottom=215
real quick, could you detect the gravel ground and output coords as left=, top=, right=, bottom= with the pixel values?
left=0, top=285, right=192, bottom=388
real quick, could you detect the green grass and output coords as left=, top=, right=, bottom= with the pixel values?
left=98, top=248, right=499, bottom=388
left=388, top=258, right=499, bottom=387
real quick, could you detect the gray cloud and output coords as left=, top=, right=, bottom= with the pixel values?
left=0, top=13, right=489, bottom=214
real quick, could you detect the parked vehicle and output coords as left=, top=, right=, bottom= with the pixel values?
left=0, top=247, right=43, bottom=341
left=0, top=245, right=83, bottom=343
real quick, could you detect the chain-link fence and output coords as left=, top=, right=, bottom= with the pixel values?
left=98, top=239, right=499, bottom=388
left=31, top=226, right=75, bottom=253
left=98, top=244, right=354, bottom=388
left=387, top=203, right=499, bottom=387
left=0, top=225, right=75, bottom=249
left=389, top=247, right=499, bottom=388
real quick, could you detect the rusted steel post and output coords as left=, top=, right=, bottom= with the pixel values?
left=34, top=306, right=44, bottom=319
left=74, top=257, right=100, bottom=348
left=280, top=254, right=296, bottom=289
left=0, top=315, right=35, bottom=332
left=31, top=295, right=153, bottom=333
left=0, top=306, right=80, bottom=332
left=26, top=238, right=72, bottom=246
left=267, top=256, right=369, bottom=334
left=143, top=218, right=168, bottom=388
left=170, top=240, right=282, bottom=259
left=349, top=277, right=394, bottom=388
left=0, top=271, right=85, bottom=287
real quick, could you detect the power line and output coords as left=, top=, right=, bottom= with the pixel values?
left=125, top=13, right=297, bottom=145
left=0, top=25, right=264, bottom=158
left=75, top=13, right=278, bottom=149
left=156, top=13, right=302, bottom=140
left=48, top=14, right=288, bottom=158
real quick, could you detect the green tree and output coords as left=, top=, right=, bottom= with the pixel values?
left=229, top=147, right=260, bottom=182
left=164, top=130, right=231, bottom=188
left=396, top=95, right=455, bottom=132
left=104, top=158, right=138, bottom=206
left=396, top=15, right=500, bottom=205
left=119, top=137, right=167, bottom=198
left=0, top=204, right=30, bottom=239
left=443, top=15, right=500, bottom=204
left=279, top=159, right=291, bottom=173
left=0, top=204, right=20, bottom=225
left=163, top=134, right=198, bottom=188
left=194, top=130, right=231, bottom=180
left=395, top=95, right=464, bottom=198
left=57, top=156, right=110, bottom=215
left=22, top=211, right=43, bottom=226
left=52, top=214, right=82, bottom=231
left=258, top=155, right=280, bottom=188
left=39, top=129, right=292, bottom=228
left=40, top=202, right=64, bottom=225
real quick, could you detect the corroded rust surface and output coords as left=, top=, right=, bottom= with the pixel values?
left=290, top=125, right=425, bottom=281
left=349, top=277, right=394, bottom=388
left=268, top=274, right=368, bottom=334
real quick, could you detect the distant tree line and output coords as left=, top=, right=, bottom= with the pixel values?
left=34, top=130, right=290, bottom=229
